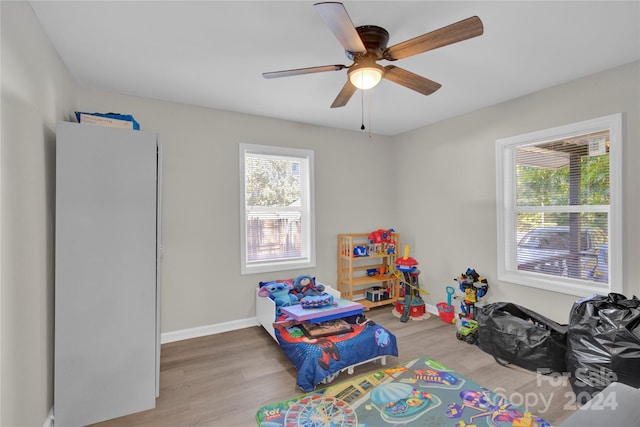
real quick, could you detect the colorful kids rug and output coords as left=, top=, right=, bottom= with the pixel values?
left=256, top=357, right=553, bottom=427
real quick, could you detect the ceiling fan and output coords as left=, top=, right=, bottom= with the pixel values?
left=263, top=2, right=484, bottom=108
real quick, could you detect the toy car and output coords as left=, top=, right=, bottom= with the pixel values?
left=455, top=318, right=478, bottom=344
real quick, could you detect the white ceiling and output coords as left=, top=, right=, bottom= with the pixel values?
left=29, top=1, right=640, bottom=136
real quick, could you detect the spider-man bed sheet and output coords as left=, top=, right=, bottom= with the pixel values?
left=275, top=317, right=398, bottom=392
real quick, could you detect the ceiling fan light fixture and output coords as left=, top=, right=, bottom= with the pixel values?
left=264, top=3, right=484, bottom=108
left=348, top=63, right=383, bottom=90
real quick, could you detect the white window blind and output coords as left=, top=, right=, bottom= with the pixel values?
left=239, top=143, right=315, bottom=275
left=496, top=114, right=622, bottom=296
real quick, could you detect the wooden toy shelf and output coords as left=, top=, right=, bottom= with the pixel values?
left=337, top=233, right=400, bottom=309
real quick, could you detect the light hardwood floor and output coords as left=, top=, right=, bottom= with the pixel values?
left=91, top=307, right=577, bottom=427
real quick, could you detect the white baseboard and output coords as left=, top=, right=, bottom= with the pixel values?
left=45, top=304, right=443, bottom=427
left=45, top=321, right=258, bottom=426
left=43, top=407, right=53, bottom=427
left=160, top=317, right=259, bottom=344
left=426, top=303, right=438, bottom=315
left=161, top=304, right=440, bottom=344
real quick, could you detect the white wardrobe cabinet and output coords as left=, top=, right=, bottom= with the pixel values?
left=54, top=121, right=161, bottom=426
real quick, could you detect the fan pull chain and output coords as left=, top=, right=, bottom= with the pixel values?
left=360, top=88, right=365, bottom=131
left=359, top=88, right=373, bottom=137
left=368, top=89, right=372, bottom=138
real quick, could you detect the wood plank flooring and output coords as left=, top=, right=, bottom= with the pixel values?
left=91, top=307, right=577, bottom=426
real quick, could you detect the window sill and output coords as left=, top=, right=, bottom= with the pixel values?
left=498, top=270, right=611, bottom=298
left=241, top=258, right=316, bottom=276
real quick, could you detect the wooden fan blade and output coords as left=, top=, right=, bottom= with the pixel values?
left=263, top=64, right=347, bottom=79
left=314, top=2, right=366, bottom=55
left=383, top=65, right=441, bottom=96
left=384, top=16, right=483, bottom=61
left=330, top=80, right=357, bottom=108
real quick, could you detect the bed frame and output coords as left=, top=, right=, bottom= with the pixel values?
left=255, top=283, right=341, bottom=342
left=255, top=284, right=388, bottom=381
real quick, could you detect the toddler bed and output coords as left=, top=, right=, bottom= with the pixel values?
left=256, top=281, right=399, bottom=392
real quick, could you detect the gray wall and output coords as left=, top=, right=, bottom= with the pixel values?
left=393, top=61, right=640, bottom=322
left=78, top=61, right=640, bottom=332
left=2, top=0, right=639, bottom=425
left=75, top=88, right=396, bottom=333
left=1, top=2, right=77, bottom=426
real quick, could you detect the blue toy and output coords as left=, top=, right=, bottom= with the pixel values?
left=446, top=286, right=455, bottom=307
left=258, top=281, right=298, bottom=318
left=454, top=268, right=488, bottom=320
left=353, top=245, right=368, bottom=257
left=292, top=274, right=334, bottom=309
left=292, top=275, right=325, bottom=299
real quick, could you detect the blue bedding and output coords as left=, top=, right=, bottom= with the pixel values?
left=276, top=317, right=399, bottom=392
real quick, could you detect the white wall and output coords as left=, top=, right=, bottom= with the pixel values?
left=1, top=2, right=77, bottom=426
left=76, top=88, right=396, bottom=334
left=393, top=61, right=640, bottom=323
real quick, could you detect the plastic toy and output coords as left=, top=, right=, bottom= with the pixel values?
left=454, top=268, right=488, bottom=320
left=368, top=228, right=396, bottom=255
left=452, top=268, right=488, bottom=343
left=446, top=285, right=454, bottom=307
left=386, top=240, right=396, bottom=254
left=258, top=280, right=298, bottom=317
left=436, top=286, right=456, bottom=324
left=391, top=246, right=429, bottom=322
left=353, top=245, right=368, bottom=257
left=455, top=318, right=478, bottom=344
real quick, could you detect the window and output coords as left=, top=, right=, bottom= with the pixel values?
left=239, top=143, right=315, bottom=275
left=496, top=114, right=622, bottom=296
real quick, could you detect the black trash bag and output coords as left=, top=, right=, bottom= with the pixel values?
left=566, top=293, right=640, bottom=402
left=476, top=302, right=568, bottom=373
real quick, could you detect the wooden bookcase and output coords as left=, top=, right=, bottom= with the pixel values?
left=337, top=233, right=400, bottom=309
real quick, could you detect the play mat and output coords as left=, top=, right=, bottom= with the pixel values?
left=256, top=356, right=553, bottom=427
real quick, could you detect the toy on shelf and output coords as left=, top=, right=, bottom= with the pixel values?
left=353, top=245, right=369, bottom=257
left=367, top=228, right=397, bottom=255
left=391, top=246, right=429, bottom=322
left=453, top=268, right=488, bottom=320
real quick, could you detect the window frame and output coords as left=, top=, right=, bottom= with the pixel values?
left=496, top=113, right=622, bottom=296
left=239, top=143, right=316, bottom=275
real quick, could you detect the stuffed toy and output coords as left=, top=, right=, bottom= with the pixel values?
left=258, top=280, right=298, bottom=317
left=292, top=275, right=324, bottom=299
left=293, top=275, right=334, bottom=309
